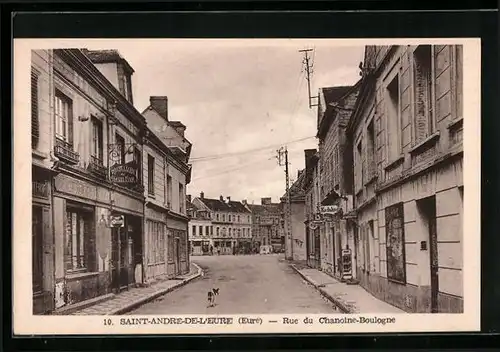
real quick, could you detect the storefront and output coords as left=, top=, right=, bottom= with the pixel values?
left=52, top=173, right=144, bottom=309
left=144, top=204, right=168, bottom=281
left=167, top=215, right=189, bottom=276
left=32, top=164, right=55, bottom=314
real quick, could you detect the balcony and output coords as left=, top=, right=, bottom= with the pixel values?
left=54, top=138, right=79, bottom=165
left=88, top=155, right=108, bottom=179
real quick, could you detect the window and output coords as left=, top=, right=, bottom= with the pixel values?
left=55, top=91, right=73, bottom=143
left=115, top=133, right=126, bottom=165
left=232, top=215, right=236, bottom=222
left=179, top=183, right=185, bottom=213
left=216, top=213, right=220, bottom=221
left=91, top=116, right=104, bottom=161
left=205, top=226, right=209, bottom=236
left=385, top=203, right=406, bottom=283
left=148, top=154, right=155, bottom=195
left=64, top=209, right=94, bottom=273
left=192, top=225, right=196, bottom=237
left=211, top=226, right=213, bottom=236
left=413, top=45, right=434, bottom=143
left=367, top=120, right=376, bottom=179
left=248, top=216, right=250, bottom=222
left=229, top=228, right=232, bottom=236
left=386, top=74, right=401, bottom=160
left=216, top=227, right=220, bottom=236
left=222, top=214, right=226, bottom=222
left=166, top=175, right=173, bottom=207
left=147, top=221, right=165, bottom=264
left=238, top=215, right=240, bottom=222
left=199, top=226, right=203, bottom=237
left=31, top=69, right=39, bottom=149
left=32, top=206, right=43, bottom=293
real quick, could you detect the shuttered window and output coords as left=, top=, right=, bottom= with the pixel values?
left=147, top=154, right=155, bottom=195
left=413, top=45, right=434, bottom=143
left=456, top=45, right=463, bottom=120
left=31, top=69, right=39, bottom=149
left=55, top=91, right=73, bottom=143
left=386, top=74, right=401, bottom=160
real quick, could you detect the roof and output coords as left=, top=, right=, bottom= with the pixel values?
left=282, top=169, right=307, bottom=201
left=322, top=86, right=353, bottom=105
left=197, top=198, right=250, bottom=213
left=247, top=203, right=281, bottom=215
left=82, top=49, right=135, bottom=74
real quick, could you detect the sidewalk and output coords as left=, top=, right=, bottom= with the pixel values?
left=290, top=263, right=404, bottom=314
left=66, top=263, right=202, bottom=316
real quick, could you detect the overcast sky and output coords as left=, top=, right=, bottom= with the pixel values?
left=86, top=40, right=364, bottom=204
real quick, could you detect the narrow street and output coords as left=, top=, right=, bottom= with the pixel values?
left=130, top=255, right=340, bottom=314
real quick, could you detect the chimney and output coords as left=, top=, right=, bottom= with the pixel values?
left=150, top=96, right=168, bottom=120
left=187, top=194, right=192, bottom=203
left=242, top=200, right=247, bottom=205
left=226, top=196, right=231, bottom=203
left=220, top=195, right=224, bottom=201
left=200, top=192, right=204, bottom=199
left=261, top=197, right=272, bottom=205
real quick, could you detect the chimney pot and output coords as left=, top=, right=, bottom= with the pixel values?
left=220, top=195, right=224, bottom=201
left=200, top=192, right=204, bottom=199
left=227, top=196, right=231, bottom=202
left=187, top=194, right=192, bottom=203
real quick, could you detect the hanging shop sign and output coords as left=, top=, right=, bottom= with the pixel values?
left=341, top=248, right=353, bottom=280
left=110, top=163, right=137, bottom=185
left=320, top=205, right=341, bottom=215
left=109, top=215, right=125, bottom=228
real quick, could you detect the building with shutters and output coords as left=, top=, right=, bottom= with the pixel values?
left=192, top=193, right=252, bottom=255
left=303, top=149, right=321, bottom=269
left=31, top=49, right=147, bottom=314
left=347, top=45, right=464, bottom=313
left=141, top=96, right=193, bottom=277
left=317, top=84, right=360, bottom=278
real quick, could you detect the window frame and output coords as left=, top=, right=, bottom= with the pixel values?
left=55, top=90, right=73, bottom=142
left=91, top=116, right=104, bottom=161
left=147, top=154, right=155, bottom=196
left=385, top=71, right=402, bottom=162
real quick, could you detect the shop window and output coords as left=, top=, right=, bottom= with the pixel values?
left=65, top=209, right=95, bottom=273
left=413, top=45, right=434, bottom=143
left=32, top=206, right=43, bottom=293
left=385, top=203, right=406, bottom=283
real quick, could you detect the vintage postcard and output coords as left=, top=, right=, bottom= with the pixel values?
left=13, top=38, right=480, bottom=335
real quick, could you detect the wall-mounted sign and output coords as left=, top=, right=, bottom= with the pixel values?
left=110, top=215, right=125, bottom=228
left=110, top=163, right=137, bottom=185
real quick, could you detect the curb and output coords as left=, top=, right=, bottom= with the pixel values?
left=110, top=263, right=203, bottom=315
left=290, top=264, right=355, bottom=314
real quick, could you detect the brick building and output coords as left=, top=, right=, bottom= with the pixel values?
left=347, top=45, right=464, bottom=313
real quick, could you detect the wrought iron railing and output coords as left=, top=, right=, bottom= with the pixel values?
left=32, top=180, right=49, bottom=198
left=88, top=155, right=108, bottom=179
left=54, top=138, right=79, bottom=164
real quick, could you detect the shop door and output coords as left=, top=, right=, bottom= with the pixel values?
left=32, top=206, right=44, bottom=295
left=422, top=196, right=439, bottom=313
left=119, top=227, right=129, bottom=290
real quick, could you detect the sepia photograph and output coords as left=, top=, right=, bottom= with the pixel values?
left=14, top=38, right=480, bottom=335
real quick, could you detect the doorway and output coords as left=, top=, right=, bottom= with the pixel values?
left=173, top=237, right=180, bottom=275
left=419, top=196, right=439, bottom=313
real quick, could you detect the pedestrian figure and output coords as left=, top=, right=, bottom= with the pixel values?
left=210, top=245, right=213, bottom=256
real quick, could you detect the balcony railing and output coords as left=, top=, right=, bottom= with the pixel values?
left=54, top=138, right=79, bottom=165
left=88, top=155, right=108, bottom=179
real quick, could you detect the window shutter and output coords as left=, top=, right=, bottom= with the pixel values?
left=414, top=48, right=432, bottom=143
left=84, top=215, right=96, bottom=271
left=68, top=99, right=74, bottom=146
left=31, top=70, right=39, bottom=148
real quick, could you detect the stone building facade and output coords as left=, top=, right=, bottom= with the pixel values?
left=31, top=49, right=148, bottom=314
left=187, top=195, right=213, bottom=256
left=246, top=197, right=282, bottom=252
left=347, top=45, right=464, bottom=313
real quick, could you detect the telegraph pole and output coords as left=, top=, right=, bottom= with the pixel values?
left=299, top=48, right=318, bottom=109
left=277, top=147, right=293, bottom=260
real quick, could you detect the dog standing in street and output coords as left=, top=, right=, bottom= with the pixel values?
left=207, top=288, right=219, bottom=307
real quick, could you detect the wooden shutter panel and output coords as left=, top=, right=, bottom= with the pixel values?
left=67, top=99, right=74, bottom=146
left=31, top=70, right=39, bottom=148
left=85, top=215, right=96, bottom=272
left=414, top=47, right=432, bottom=143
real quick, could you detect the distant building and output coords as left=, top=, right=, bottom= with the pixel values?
left=192, top=193, right=252, bottom=255
left=187, top=194, right=213, bottom=255
left=245, top=197, right=282, bottom=252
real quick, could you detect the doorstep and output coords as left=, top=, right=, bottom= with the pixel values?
left=52, top=293, right=115, bottom=315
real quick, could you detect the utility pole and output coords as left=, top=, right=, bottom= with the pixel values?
left=277, top=147, right=293, bottom=260
left=299, top=48, right=319, bottom=109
